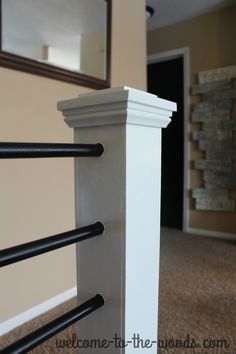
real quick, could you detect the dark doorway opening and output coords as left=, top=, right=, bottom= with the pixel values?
left=148, top=57, right=184, bottom=229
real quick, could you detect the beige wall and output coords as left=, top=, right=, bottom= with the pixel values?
left=0, top=0, right=146, bottom=323
left=147, top=5, right=236, bottom=234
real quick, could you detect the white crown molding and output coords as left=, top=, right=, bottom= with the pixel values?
left=58, top=86, right=177, bottom=129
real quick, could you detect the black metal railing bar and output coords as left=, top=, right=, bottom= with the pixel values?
left=0, top=142, right=104, bottom=158
left=0, top=294, right=104, bottom=354
left=0, top=222, right=104, bottom=267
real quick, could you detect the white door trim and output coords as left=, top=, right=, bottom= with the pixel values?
left=148, top=47, right=190, bottom=232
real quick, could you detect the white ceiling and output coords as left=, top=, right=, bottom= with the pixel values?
left=146, top=0, right=236, bottom=31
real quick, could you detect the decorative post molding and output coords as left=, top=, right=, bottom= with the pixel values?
left=58, top=87, right=176, bottom=353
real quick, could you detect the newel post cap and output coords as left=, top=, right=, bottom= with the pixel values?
left=58, top=86, right=177, bottom=129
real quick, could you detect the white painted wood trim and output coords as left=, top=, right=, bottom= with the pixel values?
left=148, top=47, right=190, bottom=233
left=186, top=227, right=236, bottom=241
left=148, top=47, right=188, bottom=65
left=58, top=86, right=176, bottom=129
left=0, top=287, right=77, bottom=336
left=59, top=87, right=177, bottom=353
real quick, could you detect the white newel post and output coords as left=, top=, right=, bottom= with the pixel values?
left=58, top=87, right=176, bottom=354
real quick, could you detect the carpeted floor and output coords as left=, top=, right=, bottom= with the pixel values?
left=1, top=228, right=236, bottom=353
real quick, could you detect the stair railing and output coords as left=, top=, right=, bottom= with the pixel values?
left=0, top=86, right=176, bottom=354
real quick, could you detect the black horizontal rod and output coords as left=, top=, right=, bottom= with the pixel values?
left=0, top=294, right=104, bottom=354
left=0, top=222, right=104, bottom=267
left=0, top=142, right=104, bottom=158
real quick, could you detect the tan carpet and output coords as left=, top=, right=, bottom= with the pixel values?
left=1, top=228, right=236, bottom=353
left=158, top=228, right=236, bottom=354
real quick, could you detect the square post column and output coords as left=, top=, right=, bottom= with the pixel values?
left=58, top=86, right=176, bottom=353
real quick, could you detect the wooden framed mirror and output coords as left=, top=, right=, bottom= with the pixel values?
left=0, top=0, right=111, bottom=89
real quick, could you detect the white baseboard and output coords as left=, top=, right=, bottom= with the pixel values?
left=186, top=227, right=236, bottom=241
left=0, top=287, right=77, bottom=336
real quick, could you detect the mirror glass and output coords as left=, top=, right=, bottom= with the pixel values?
left=1, top=0, right=107, bottom=80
